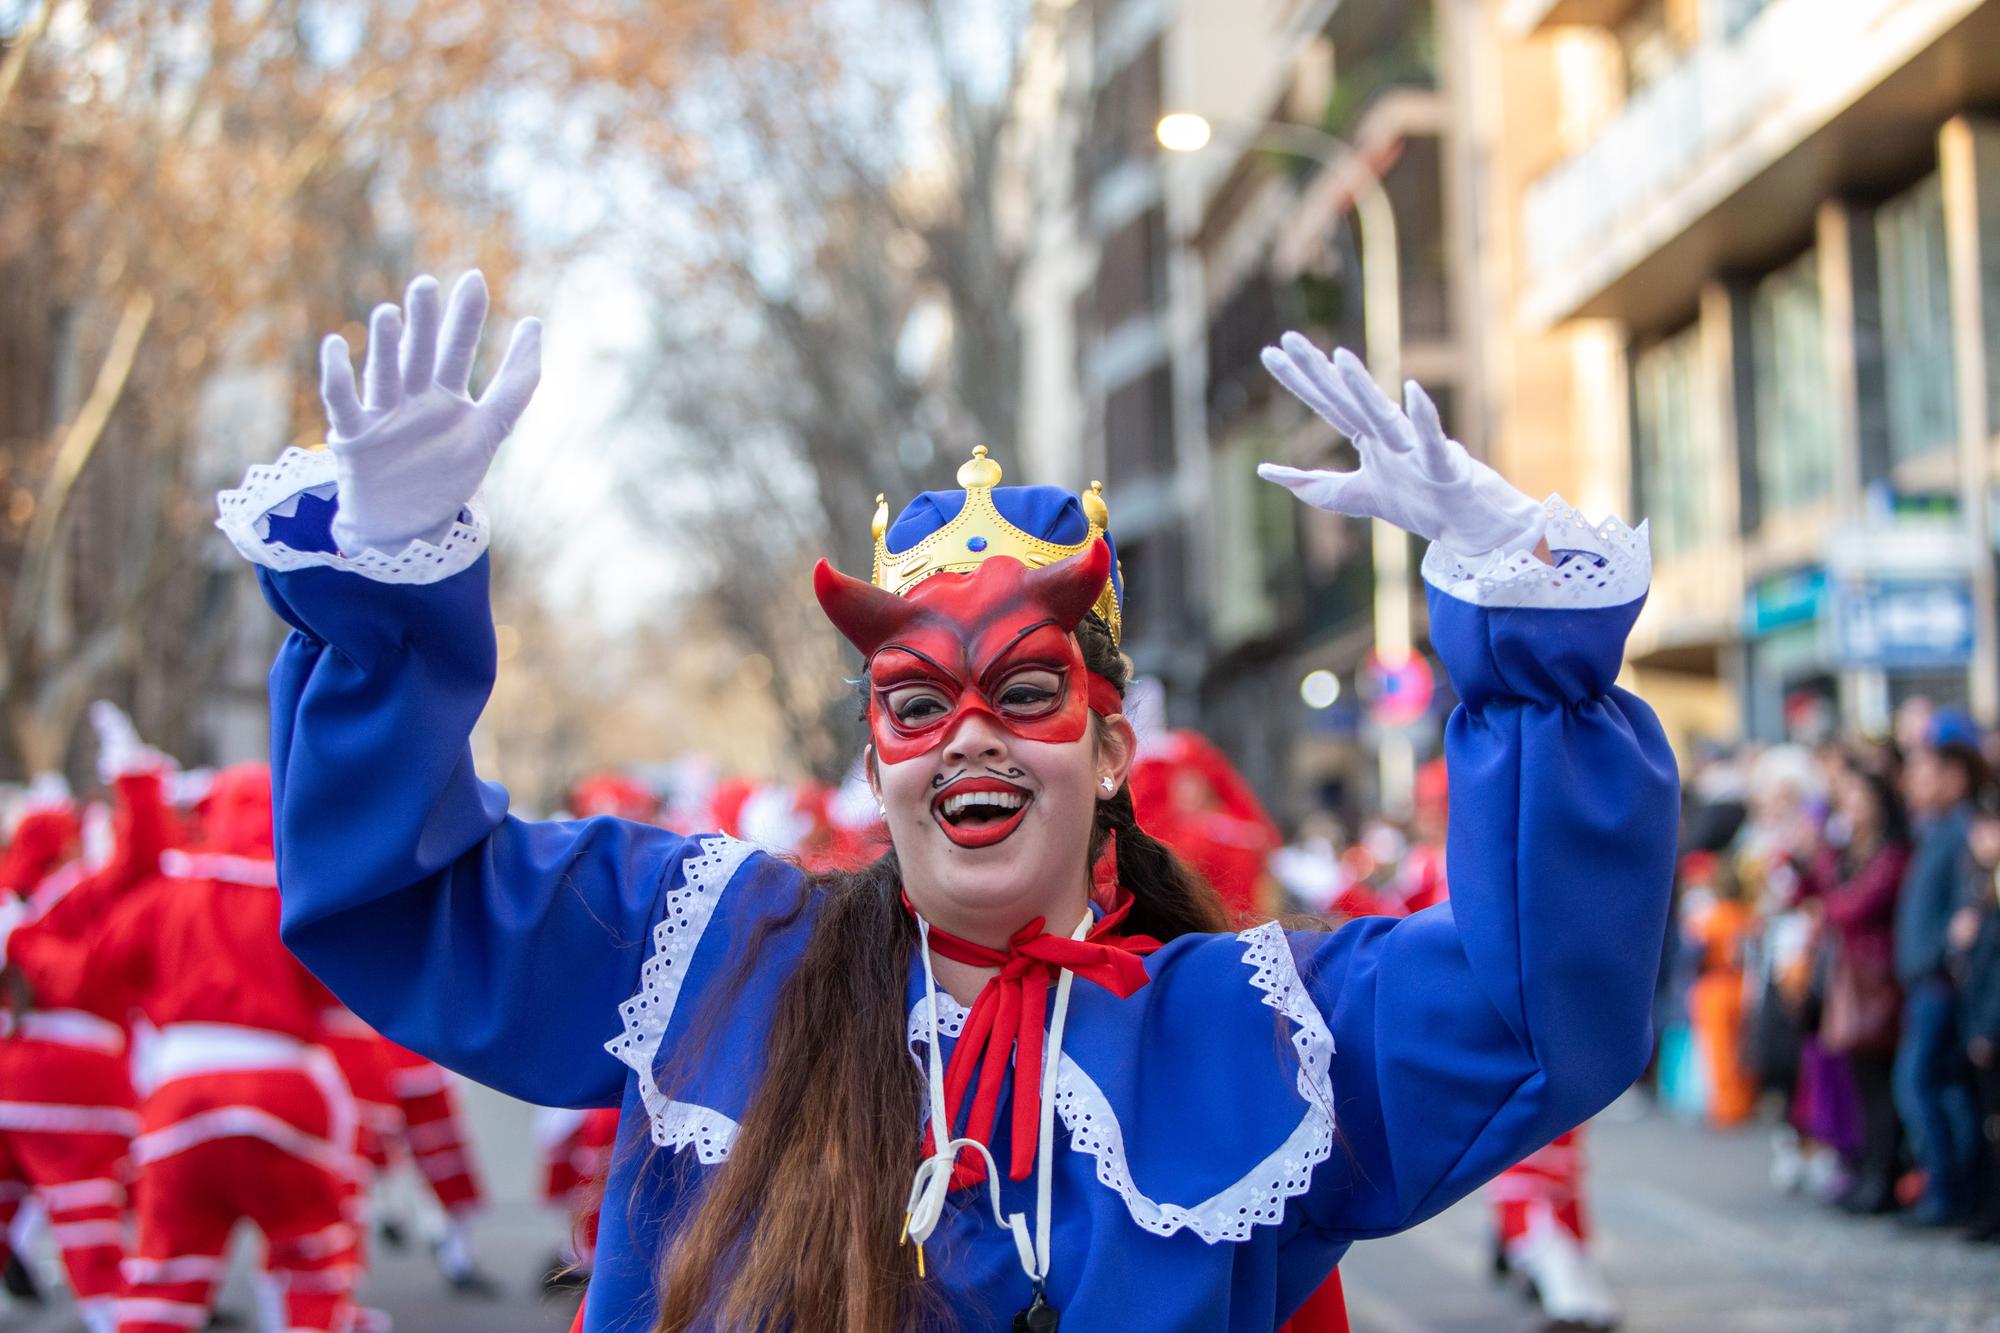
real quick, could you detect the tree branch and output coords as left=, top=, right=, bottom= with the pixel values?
left=0, top=0, right=54, bottom=121
left=7, top=289, right=155, bottom=655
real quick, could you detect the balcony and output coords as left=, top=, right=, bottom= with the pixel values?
left=1499, top=0, right=1644, bottom=38
left=1518, top=0, right=2000, bottom=332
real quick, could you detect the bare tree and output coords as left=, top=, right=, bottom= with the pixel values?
left=0, top=0, right=783, bottom=779
left=619, top=0, right=1035, bottom=779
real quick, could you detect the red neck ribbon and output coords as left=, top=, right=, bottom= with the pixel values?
left=913, top=887, right=1161, bottom=1189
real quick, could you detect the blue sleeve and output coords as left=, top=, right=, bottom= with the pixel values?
left=256, top=551, right=693, bottom=1109
left=1300, top=583, right=1678, bottom=1237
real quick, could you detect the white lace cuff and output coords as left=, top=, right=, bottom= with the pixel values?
left=214, top=447, right=489, bottom=586
left=1422, top=496, right=1649, bottom=610
left=604, top=835, right=757, bottom=1164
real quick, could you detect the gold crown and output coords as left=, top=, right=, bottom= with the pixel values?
left=871, top=446, right=1122, bottom=644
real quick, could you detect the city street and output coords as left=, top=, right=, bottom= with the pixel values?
left=1343, top=1096, right=2000, bottom=1333
left=6, top=1087, right=1998, bottom=1331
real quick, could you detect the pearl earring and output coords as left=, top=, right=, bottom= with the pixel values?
left=1100, top=777, right=1115, bottom=793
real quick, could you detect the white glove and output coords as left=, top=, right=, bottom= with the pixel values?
left=89, top=701, right=168, bottom=783
left=1256, top=333, right=1545, bottom=558
left=319, top=270, right=542, bottom=554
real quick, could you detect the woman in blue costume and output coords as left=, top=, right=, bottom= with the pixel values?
left=216, top=272, right=1676, bottom=1332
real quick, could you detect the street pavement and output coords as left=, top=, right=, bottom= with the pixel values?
left=1341, top=1093, right=2000, bottom=1333
left=5, top=1086, right=1999, bottom=1331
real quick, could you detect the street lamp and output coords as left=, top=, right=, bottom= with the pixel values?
left=1156, top=110, right=1417, bottom=814
left=1154, top=112, right=1214, bottom=153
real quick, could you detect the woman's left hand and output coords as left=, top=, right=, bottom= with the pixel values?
left=1256, top=333, right=1546, bottom=558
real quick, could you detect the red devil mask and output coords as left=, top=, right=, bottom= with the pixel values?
left=813, top=542, right=1122, bottom=764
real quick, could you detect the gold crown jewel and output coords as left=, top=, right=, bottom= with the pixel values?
left=871, top=446, right=1123, bottom=644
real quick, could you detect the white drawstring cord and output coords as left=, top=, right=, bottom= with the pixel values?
left=904, top=912, right=1086, bottom=1294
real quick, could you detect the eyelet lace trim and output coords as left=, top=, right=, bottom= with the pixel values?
left=604, top=835, right=756, bottom=1163
left=902, top=923, right=1336, bottom=1244
left=906, top=989, right=970, bottom=1052
left=906, top=991, right=971, bottom=1131
left=214, top=446, right=489, bottom=586
left=1422, top=495, right=1650, bottom=609
left=1047, top=922, right=1335, bottom=1243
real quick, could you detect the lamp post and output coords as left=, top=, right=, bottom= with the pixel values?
left=1156, top=111, right=1417, bottom=815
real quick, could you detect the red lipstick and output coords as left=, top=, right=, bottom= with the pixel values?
left=931, top=777, right=1034, bottom=849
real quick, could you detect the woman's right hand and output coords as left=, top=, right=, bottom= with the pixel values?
left=319, top=271, right=541, bottom=554
left=1256, top=333, right=1546, bottom=558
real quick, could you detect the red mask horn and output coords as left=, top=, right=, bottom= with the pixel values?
left=812, top=559, right=922, bottom=658
left=1020, top=539, right=1114, bottom=633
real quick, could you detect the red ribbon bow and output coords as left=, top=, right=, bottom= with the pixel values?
left=914, top=886, right=1161, bottom=1189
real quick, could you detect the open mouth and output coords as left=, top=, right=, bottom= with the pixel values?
left=931, top=778, right=1034, bottom=848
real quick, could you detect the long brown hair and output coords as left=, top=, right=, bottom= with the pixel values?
left=652, top=615, right=1230, bottom=1331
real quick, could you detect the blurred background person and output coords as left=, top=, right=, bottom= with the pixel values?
left=1679, top=850, right=1758, bottom=1130
left=1737, top=745, right=1833, bottom=1195
left=1895, top=731, right=1986, bottom=1225
left=1801, top=762, right=1911, bottom=1214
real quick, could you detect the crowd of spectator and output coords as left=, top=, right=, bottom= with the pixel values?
left=1665, top=699, right=2000, bottom=1240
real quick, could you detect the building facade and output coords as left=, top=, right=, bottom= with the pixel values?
left=1012, top=0, right=1485, bottom=821
left=1011, top=0, right=2000, bottom=818
left=1487, top=0, right=2000, bottom=747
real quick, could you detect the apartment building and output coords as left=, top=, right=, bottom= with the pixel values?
left=1011, top=0, right=1481, bottom=815
left=1482, top=0, right=2000, bottom=746
left=1169, top=0, right=1472, bottom=813
left=1008, top=0, right=1201, bottom=698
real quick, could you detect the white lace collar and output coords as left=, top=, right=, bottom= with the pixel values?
left=610, top=835, right=1338, bottom=1246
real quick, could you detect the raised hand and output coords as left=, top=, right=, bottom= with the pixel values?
left=89, top=700, right=168, bottom=783
left=319, top=271, right=542, bottom=554
left=1256, top=333, right=1544, bottom=558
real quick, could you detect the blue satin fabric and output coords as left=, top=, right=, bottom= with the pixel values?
left=253, top=504, right=1675, bottom=1332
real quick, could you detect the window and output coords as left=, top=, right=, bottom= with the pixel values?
left=1633, top=323, right=1726, bottom=559
left=1105, top=365, right=1173, bottom=484
left=1081, top=37, right=1163, bottom=183
left=1750, top=249, right=1834, bottom=515
left=1877, top=173, right=1958, bottom=464
left=1094, top=207, right=1166, bottom=331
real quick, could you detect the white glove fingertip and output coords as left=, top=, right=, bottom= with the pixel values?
left=1265, top=352, right=1367, bottom=439
left=400, top=274, right=443, bottom=397
left=475, top=317, right=543, bottom=435
left=1402, top=380, right=1462, bottom=480
left=1402, top=380, right=1438, bottom=431
left=1333, top=349, right=1406, bottom=442
left=1278, top=330, right=1327, bottom=365
left=435, top=271, right=491, bottom=396
left=318, top=335, right=367, bottom=439
left=362, top=303, right=404, bottom=411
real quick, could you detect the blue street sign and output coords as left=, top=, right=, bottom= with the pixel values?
left=1833, top=579, right=1975, bottom=669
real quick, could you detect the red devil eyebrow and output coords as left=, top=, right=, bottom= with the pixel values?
left=975, top=620, right=1067, bottom=686
left=869, top=644, right=958, bottom=682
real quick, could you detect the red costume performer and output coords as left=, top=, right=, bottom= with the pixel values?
left=382, top=1043, right=483, bottom=1217
left=9, top=763, right=359, bottom=1333
left=538, top=1106, right=619, bottom=1245
left=1129, top=729, right=1281, bottom=921
left=1367, top=759, right=1618, bottom=1330
left=0, top=772, right=154, bottom=1333
left=314, top=1005, right=485, bottom=1294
